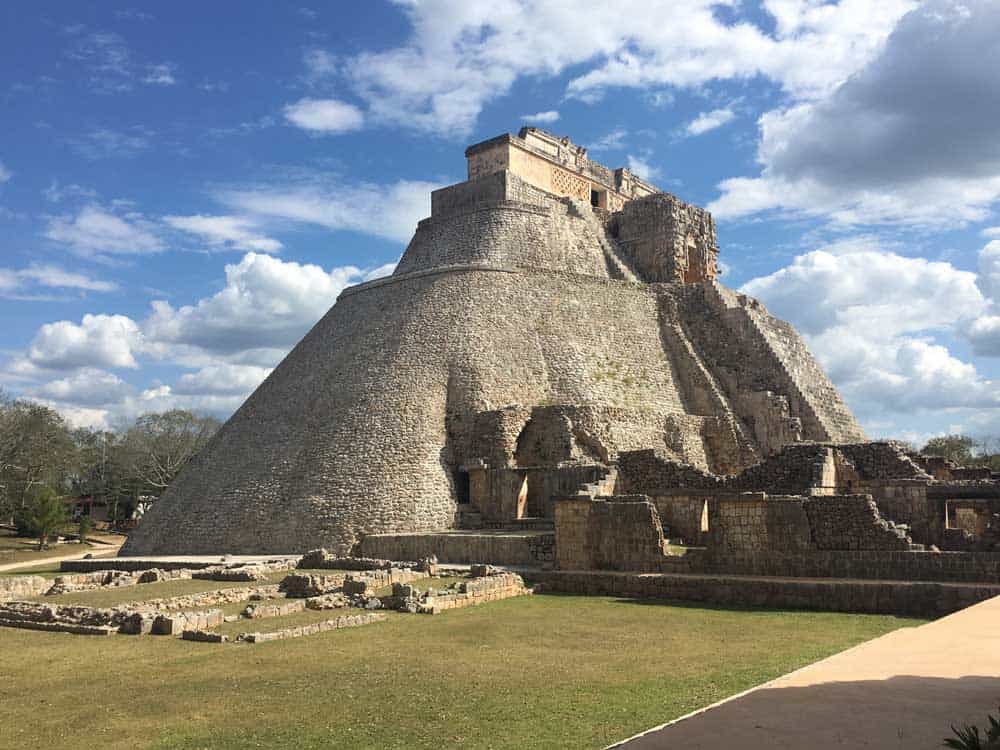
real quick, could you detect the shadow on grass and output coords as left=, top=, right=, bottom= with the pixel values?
left=531, top=590, right=928, bottom=620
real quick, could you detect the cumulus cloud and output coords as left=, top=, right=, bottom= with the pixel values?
left=218, top=178, right=439, bottom=244
left=331, top=0, right=910, bottom=136
left=520, top=110, right=559, bottom=124
left=142, top=252, right=367, bottom=357
left=283, top=97, right=364, bottom=134
left=711, top=1, right=1000, bottom=226
left=172, top=364, right=273, bottom=396
left=45, top=205, right=163, bottom=257
left=3, top=252, right=397, bottom=426
left=683, top=107, right=735, bottom=136
left=164, top=214, right=283, bottom=253
left=30, top=368, right=132, bottom=407
left=26, top=314, right=142, bottom=371
left=741, top=238, right=999, bottom=423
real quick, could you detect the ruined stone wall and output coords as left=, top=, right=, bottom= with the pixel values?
left=706, top=493, right=911, bottom=553
left=802, top=495, right=912, bottom=550
left=125, top=154, right=867, bottom=555
left=126, top=264, right=713, bottom=555
left=554, top=495, right=668, bottom=571
left=357, top=531, right=555, bottom=567
left=708, top=495, right=815, bottom=553
left=613, top=193, right=718, bottom=283
left=647, top=492, right=710, bottom=544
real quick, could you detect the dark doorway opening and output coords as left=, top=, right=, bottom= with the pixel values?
left=454, top=470, right=471, bottom=504
left=591, top=189, right=600, bottom=207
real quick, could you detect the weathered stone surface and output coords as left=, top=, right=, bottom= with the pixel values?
left=237, top=612, right=386, bottom=643
left=531, top=570, right=1000, bottom=619
left=0, top=575, right=48, bottom=601
left=123, top=128, right=865, bottom=556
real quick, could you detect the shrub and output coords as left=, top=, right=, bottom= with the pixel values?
left=945, top=707, right=1000, bottom=749
left=16, top=486, right=71, bottom=551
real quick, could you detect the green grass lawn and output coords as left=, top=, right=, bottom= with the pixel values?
left=0, top=590, right=922, bottom=750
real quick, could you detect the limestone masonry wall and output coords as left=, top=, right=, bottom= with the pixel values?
left=124, top=130, right=870, bottom=556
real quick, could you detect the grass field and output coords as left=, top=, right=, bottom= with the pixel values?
left=0, top=583, right=922, bottom=750
left=0, top=526, right=123, bottom=566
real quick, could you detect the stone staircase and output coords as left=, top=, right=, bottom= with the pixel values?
left=576, top=465, right=618, bottom=499
left=456, top=506, right=484, bottom=530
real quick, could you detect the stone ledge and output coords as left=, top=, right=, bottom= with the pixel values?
left=530, top=570, right=1000, bottom=618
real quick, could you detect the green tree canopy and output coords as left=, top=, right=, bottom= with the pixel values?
left=921, top=434, right=976, bottom=464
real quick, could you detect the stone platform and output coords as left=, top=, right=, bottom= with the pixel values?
left=357, top=530, right=555, bottom=567
left=530, top=570, right=1000, bottom=618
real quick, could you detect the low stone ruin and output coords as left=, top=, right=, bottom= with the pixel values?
left=236, top=612, right=386, bottom=644
left=381, top=569, right=532, bottom=615
left=0, top=551, right=534, bottom=642
left=0, top=575, right=49, bottom=601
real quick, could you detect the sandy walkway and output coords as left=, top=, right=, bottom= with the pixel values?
left=614, top=595, right=1000, bottom=749
left=0, top=543, right=123, bottom=572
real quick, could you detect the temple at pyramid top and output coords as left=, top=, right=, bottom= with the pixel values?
left=397, top=126, right=721, bottom=285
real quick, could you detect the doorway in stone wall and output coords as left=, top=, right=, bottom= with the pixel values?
left=684, top=236, right=705, bottom=283
left=454, top=469, right=470, bottom=504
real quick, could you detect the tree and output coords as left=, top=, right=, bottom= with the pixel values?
left=19, top=486, right=71, bottom=551
left=78, top=514, right=92, bottom=545
left=121, top=410, right=220, bottom=498
left=921, top=434, right=976, bottom=465
left=0, top=395, right=76, bottom=521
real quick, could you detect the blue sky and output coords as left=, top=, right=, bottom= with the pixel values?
left=2, top=0, right=1000, bottom=445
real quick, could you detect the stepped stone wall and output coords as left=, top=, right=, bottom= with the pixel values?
left=124, top=129, right=866, bottom=557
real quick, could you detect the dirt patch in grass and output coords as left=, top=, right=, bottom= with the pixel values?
left=0, top=593, right=922, bottom=750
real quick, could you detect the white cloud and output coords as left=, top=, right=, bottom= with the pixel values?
left=164, top=214, right=283, bottom=253
left=26, top=314, right=142, bottom=371
left=626, top=154, right=661, bottom=183
left=141, top=252, right=375, bottom=357
left=303, top=48, right=337, bottom=78
left=218, top=178, right=439, bottom=244
left=64, top=27, right=179, bottom=94
left=684, top=107, right=735, bottom=136
left=142, top=63, right=176, bottom=85
left=283, top=98, right=364, bottom=134
left=30, top=368, right=131, bottom=407
left=43, top=182, right=98, bottom=203
left=588, top=128, right=628, bottom=152
left=335, top=0, right=911, bottom=136
left=364, top=261, right=397, bottom=281
left=173, top=364, right=272, bottom=396
left=0, top=160, right=10, bottom=183
left=983, top=227, right=1000, bottom=239
left=520, top=110, right=559, bottom=124
left=741, top=238, right=998, bottom=421
left=45, top=205, right=163, bottom=257
left=0, top=264, right=117, bottom=296
left=2, top=252, right=397, bottom=426
left=711, top=1, right=1000, bottom=227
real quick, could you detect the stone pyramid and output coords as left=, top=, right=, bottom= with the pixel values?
left=123, top=128, right=864, bottom=555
